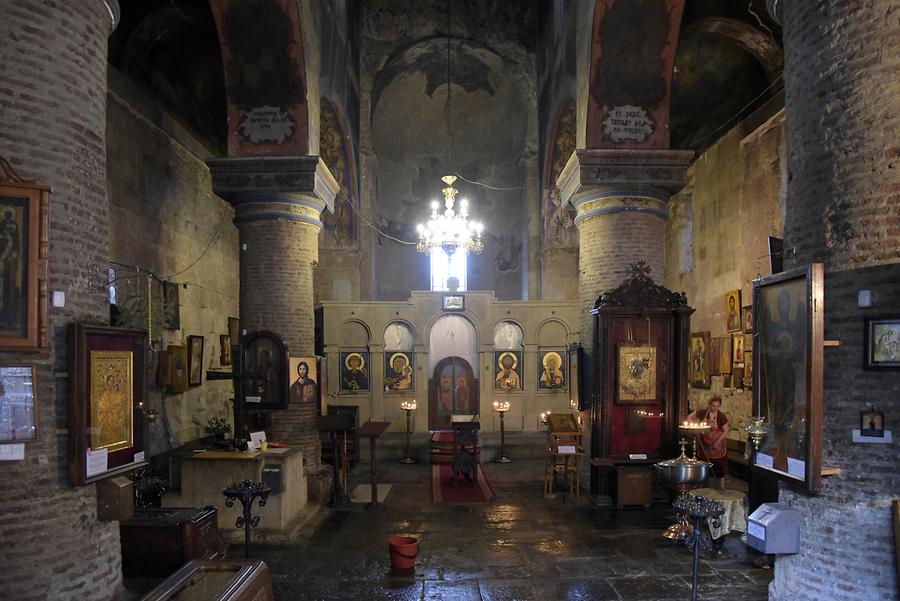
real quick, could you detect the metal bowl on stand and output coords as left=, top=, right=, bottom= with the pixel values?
left=654, top=423, right=713, bottom=541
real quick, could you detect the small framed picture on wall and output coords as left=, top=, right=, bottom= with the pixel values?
left=725, top=290, right=742, bottom=332
left=860, top=410, right=884, bottom=437
left=864, top=316, right=900, bottom=369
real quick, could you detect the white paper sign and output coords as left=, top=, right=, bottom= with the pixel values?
left=246, top=396, right=261, bottom=404
left=0, top=444, right=25, bottom=461
left=755, top=452, right=774, bottom=469
left=629, top=453, right=648, bottom=460
left=250, top=431, right=267, bottom=447
left=134, top=451, right=145, bottom=463
left=85, top=448, right=109, bottom=478
left=748, top=521, right=766, bottom=541
left=787, top=457, right=805, bottom=479
left=246, top=439, right=257, bottom=452
left=558, top=445, right=576, bottom=454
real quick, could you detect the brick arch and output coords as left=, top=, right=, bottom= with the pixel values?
left=210, top=0, right=310, bottom=157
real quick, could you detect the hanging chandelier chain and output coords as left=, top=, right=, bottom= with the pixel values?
left=446, top=0, right=452, bottom=174
left=415, top=0, right=483, bottom=258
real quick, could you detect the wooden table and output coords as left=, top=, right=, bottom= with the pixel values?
left=545, top=443, right=583, bottom=502
left=358, top=421, right=391, bottom=509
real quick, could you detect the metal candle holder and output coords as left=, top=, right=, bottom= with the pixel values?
left=400, top=400, right=417, bottom=464
left=223, top=480, right=271, bottom=559
left=745, top=416, right=769, bottom=451
left=493, top=401, right=511, bottom=463
left=674, top=494, right=725, bottom=601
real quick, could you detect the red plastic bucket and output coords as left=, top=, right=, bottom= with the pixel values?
left=388, top=536, right=418, bottom=569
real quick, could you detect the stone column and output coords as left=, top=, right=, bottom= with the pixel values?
left=767, top=2, right=900, bottom=600
left=557, top=149, right=693, bottom=362
left=208, top=156, right=338, bottom=472
left=0, top=2, right=124, bottom=600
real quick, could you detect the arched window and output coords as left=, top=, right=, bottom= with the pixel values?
left=430, top=249, right=467, bottom=291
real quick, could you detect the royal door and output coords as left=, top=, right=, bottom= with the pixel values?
left=429, top=356, right=478, bottom=430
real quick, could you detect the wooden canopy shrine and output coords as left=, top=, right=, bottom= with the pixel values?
left=588, top=262, right=693, bottom=497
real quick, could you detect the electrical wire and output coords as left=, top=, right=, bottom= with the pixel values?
left=689, top=72, right=784, bottom=147
left=343, top=197, right=417, bottom=245
left=452, top=172, right=523, bottom=191
left=162, top=206, right=232, bottom=280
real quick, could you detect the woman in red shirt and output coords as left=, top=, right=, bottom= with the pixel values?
left=688, top=396, right=730, bottom=489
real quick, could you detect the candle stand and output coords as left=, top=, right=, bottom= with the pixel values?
left=674, top=494, right=725, bottom=601
left=493, top=401, right=511, bottom=463
left=400, top=400, right=417, bottom=464
left=222, top=480, right=271, bottom=559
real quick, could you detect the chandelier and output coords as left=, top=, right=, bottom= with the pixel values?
left=416, top=175, right=483, bottom=255
left=415, top=0, right=484, bottom=257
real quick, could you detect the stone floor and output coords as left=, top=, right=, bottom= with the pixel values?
left=121, top=460, right=772, bottom=601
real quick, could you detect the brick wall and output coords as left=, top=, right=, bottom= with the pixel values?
left=771, top=2, right=900, bottom=599
left=769, top=266, right=900, bottom=601
left=0, top=2, right=122, bottom=600
left=665, top=110, right=786, bottom=436
left=106, top=69, right=240, bottom=454
left=782, top=2, right=900, bottom=271
left=239, top=218, right=322, bottom=468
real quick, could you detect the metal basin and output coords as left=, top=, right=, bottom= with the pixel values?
left=654, top=458, right=712, bottom=486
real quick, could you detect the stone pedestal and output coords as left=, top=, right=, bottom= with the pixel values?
left=167, top=448, right=308, bottom=544
left=208, top=156, right=339, bottom=470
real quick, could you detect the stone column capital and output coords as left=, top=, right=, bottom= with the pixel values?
left=556, top=148, right=694, bottom=207
left=207, top=155, right=340, bottom=213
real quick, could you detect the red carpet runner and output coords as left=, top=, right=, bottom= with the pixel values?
left=431, top=464, right=496, bottom=503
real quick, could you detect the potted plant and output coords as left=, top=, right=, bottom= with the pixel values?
left=205, top=417, right=232, bottom=448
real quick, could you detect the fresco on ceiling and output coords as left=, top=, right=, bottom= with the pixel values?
left=586, top=0, right=686, bottom=149
left=543, top=101, right=577, bottom=248
left=211, top=0, right=309, bottom=156
left=319, top=100, right=357, bottom=249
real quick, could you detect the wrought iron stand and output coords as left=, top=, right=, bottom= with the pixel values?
left=223, top=480, right=271, bottom=559
left=495, top=409, right=511, bottom=463
left=400, top=407, right=416, bottom=464
left=674, top=494, right=725, bottom=601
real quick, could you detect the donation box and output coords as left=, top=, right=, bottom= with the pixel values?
left=746, top=502, right=800, bottom=554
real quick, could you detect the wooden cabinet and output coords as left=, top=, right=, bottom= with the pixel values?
left=613, top=465, right=653, bottom=508
left=139, top=560, right=273, bottom=601
left=120, top=506, right=222, bottom=578
left=321, top=405, right=358, bottom=466
left=588, top=263, right=693, bottom=497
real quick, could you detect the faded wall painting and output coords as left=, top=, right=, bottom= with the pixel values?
left=211, top=0, right=309, bottom=156
left=320, top=100, right=357, bottom=249
left=586, top=0, right=686, bottom=149
left=543, top=101, right=577, bottom=248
